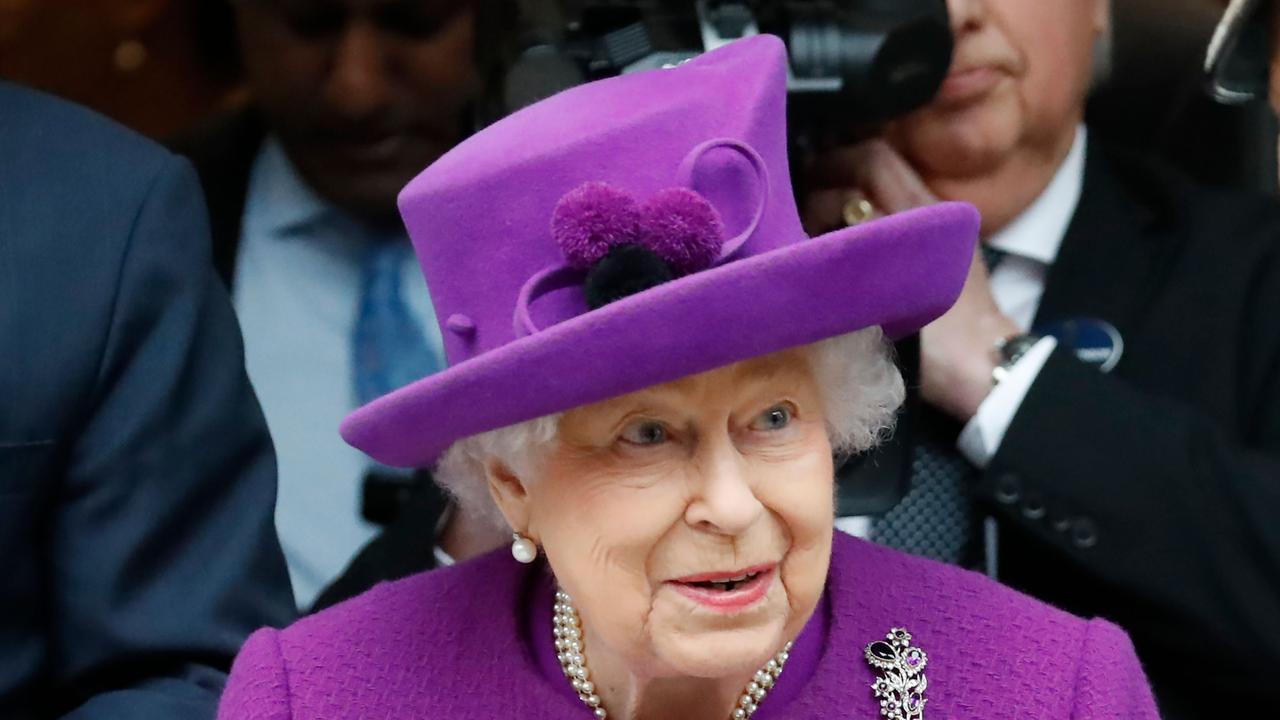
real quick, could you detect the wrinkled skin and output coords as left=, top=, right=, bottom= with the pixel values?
left=487, top=348, right=834, bottom=719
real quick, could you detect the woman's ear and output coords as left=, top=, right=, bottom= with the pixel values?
left=485, top=460, right=535, bottom=540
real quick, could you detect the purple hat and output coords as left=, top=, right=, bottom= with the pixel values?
left=341, top=35, right=979, bottom=468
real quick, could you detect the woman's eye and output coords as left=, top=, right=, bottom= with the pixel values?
left=750, top=404, right=794, bottom=432
left=619, top=420, right=667, bottom=446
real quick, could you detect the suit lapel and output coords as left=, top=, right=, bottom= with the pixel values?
left=1033, top=147, right=1168, bottom=339
left=172, top=110, right=266, bottom=288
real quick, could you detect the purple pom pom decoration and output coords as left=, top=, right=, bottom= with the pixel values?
left=550, top=182, right=725, bottom=277
left=551, top=182, right=643, bottom=270
left=640, top=187, right=725, bottom=275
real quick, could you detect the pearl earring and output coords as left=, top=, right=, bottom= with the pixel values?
left=511, top=532, right=538, bottom=564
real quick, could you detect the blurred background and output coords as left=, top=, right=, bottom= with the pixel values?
left=0, top=0, right=244, bottom=139
left=1, top=0, right=1274, bottom=192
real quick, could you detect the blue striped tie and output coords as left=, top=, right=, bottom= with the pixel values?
left=352, top=240, right=440, bottom=407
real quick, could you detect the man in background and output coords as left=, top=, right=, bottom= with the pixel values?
left=178, top=0, right=518, bottom=610
left=0, top=82, right=293, bottom=719
left=807, top=0, right=1280, bottom=716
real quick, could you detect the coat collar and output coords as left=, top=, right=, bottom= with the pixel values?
left=171, top=108, right=266, bottom=287
left=1033, top=144, right=1167, bottom=338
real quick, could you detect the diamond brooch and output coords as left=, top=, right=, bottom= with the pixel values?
left=865, top=627, right=928, bottom=720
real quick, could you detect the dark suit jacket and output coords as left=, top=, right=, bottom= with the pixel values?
left=840, top=144, right=1280, bottom=719
left=0, top=84, right=296, bottom=718
left=173, top=110, right=265, bottom=287
left=174, top=112, right=451, bottom=612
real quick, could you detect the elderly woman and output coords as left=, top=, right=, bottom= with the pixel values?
left=218, top=36, right=1159, bottom=719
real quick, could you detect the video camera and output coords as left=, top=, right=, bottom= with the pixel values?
left=506, top=1, right=954, bottom=139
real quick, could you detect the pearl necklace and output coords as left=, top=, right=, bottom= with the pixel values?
left=553, top=590, right=794, bottom=719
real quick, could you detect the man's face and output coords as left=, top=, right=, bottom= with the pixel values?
left=887, top=0, right=1108, bottom=181
left=235, top=0, right=479, bottom=221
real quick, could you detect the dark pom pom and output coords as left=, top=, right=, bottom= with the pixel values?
left=584, top=244, right=675, bottom=310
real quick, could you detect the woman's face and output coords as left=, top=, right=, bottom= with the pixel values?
left=494, top=348, right=834, bottom=680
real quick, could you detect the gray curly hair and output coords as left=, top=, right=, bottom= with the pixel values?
left=434, top=326, right=904, bottom=531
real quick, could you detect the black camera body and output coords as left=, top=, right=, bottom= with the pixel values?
left=507, top=1, right=953, bottom=133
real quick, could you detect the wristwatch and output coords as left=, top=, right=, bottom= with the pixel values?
left=992, top=333, right=1042, bottom=386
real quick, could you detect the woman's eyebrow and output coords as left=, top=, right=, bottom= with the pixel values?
left=733, top=358, right=808, bottom=387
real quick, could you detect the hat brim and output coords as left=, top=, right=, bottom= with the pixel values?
left=341, top=202, right=979, bottom=468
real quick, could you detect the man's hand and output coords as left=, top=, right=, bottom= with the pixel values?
left=919, top=243, right=1021, bottom=421
left=802, top=139, right=940, bottom=233
left=803, top=139, right=1020, bottom=422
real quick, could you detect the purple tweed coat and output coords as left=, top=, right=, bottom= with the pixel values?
left=219, top=532, right=1159, bottom=719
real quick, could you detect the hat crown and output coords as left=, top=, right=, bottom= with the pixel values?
left=398, top=35, right=803, bottom=367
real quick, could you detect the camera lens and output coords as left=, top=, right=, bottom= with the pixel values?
left=786, top=4, right=952, bottom=123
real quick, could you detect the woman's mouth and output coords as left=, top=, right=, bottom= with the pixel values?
left=668, top=565, right=776, bottom=613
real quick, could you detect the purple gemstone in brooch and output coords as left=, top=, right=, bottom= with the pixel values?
left=865, top=627, right=928, bottom=720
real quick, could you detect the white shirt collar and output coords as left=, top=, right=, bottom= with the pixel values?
left=242, top=137, right=343, bottom=239
left=986, top=125, right=1087, bottom=265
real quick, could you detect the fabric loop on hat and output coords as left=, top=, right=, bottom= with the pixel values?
left=513, top=263, right=588, bottom=338
left=675, top=138, right=770, bottom=265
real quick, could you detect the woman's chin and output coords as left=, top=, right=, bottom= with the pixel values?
left=656, top=626, right=787, bottom=679
left=646, top=573, right=798, bottom=674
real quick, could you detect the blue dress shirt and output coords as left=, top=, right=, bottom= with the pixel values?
left=233, top=139, right=444, bottom=608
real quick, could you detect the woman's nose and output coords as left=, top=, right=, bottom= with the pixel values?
left=683, top=448, right=765, bottom=536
